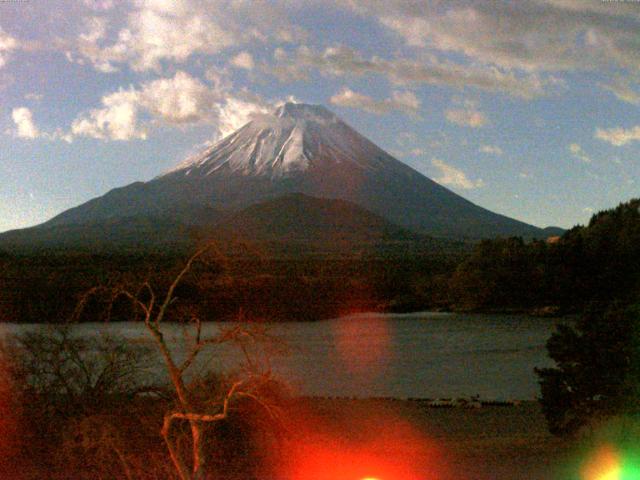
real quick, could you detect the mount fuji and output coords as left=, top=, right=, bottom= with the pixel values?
left=0, top=103, right=553, bottom=250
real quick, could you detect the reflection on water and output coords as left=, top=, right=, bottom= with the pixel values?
left=0, top=312, right=560, bottom=400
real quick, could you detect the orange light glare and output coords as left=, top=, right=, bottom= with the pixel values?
left=582, top=444, right=621, bottom=480
left=283, top=405, right=448, bottom=480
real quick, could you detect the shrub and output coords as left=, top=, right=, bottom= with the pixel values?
left=536, top=303, right=640, bottom=436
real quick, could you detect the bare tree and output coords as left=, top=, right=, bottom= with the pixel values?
left=0, top=324, right=158, bottom=479
left=4, top=325, right=152, bottom=415
left=80, top=244, right=286, bottom=480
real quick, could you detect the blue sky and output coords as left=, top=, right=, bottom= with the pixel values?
left=1, top=0, right=640, bottom=232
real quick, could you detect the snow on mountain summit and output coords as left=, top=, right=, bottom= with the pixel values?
left=164, top=103, right=394, bottom=179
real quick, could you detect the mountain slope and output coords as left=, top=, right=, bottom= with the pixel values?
left=2, top=103, right=549, bottom=246
left=0, top=215, right=195, bottom=251
left=220, top=193, right=413, bottom=241
left=0, top=194, right=445, bottom=254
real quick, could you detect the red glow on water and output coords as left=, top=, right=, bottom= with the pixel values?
left=332, top=314, right=392, bottom=378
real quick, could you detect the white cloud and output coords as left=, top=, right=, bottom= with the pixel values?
left=217, top=96, right=270, bottom=138
left=600, top=76, right=640, bottom=106
left=427, top=132, right=449, bottom=149
left=71, top=70, right=222, bottom=141
left=270, top=45, right=558, bottom=100
left=125, top=3, right=235, bottom=71
left=231, top=51, right=255, bottom=70
left=445, top=108, right=486, bottom=128
left=82, top=0, right=114, bottom=10
left=330, top=88, right=380, bottom=112
left=11, top=107, right=40, bottom=139
left=479, top=144, right=503, bottom=155
left=0, top=28, right=18, bottom=69
left=71, top=89, right=146, bottom=141
left=343, top=1, right=640, bottom=74
left=204, top=66, right=233, bottom=95
left=8, top=107, right=73, bottom=142
left=445, top=99, right=487, bottom=128
left=76, top=0, right=302, bottom=72
left=388, top=147, right=425, bottom=158
left=74, top=15, right=118, bottom=72
left=329, top=87, right=420, bottom=116
left=431, top=158, right=484, bottom=189
left=24, top=93, right=44, bottom=102
left=568, top=143, right=591, bottom=163
left=79, top=16, right=108, bottom=44
left=595, top=125, right=640, bottom=146
left=141, top=71, right=219, bottom=124
left=391, top=90, right=420, bottom=113
left=397, top=131, right=416, bottom=145
left=69, top=70, right=271, bottom=141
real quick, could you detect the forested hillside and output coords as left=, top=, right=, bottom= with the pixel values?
left=449, top=199, right=640, bottom=313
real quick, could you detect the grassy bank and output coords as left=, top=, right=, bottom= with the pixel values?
left=4, top=391, right=598, bottom=479
left=293, top=398, right=574, bottom=480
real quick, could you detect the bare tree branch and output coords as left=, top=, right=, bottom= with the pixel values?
left=70, top=242, right=286, bottom=480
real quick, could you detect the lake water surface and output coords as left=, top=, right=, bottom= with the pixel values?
left=0, top=312, right=561, bottom=400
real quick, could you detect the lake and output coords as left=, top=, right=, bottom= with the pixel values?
left=0, top=312, right=561, bottom=400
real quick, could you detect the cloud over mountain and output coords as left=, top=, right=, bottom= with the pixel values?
left=431, top=158, right=484, bottom=190
left=330, top=88, right=420, bottom=116
left=69, top=70, right=270, bottom=141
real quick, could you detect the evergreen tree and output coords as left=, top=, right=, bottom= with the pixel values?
left=536, top=303, right=640, bottom=436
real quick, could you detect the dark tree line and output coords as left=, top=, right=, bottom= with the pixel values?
left=444, top=199, right=640, bottom=439
left=527, top=200, right=640, bottom=437
left=2, top=199, right=640, bottom=324
left=449, top=199, right=640, bottom=314
left=0, top=249, right=460, bottom=324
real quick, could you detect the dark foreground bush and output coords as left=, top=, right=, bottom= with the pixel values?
left=0, top=327, right=288, bottom=479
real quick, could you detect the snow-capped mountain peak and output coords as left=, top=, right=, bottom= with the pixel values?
left=164, top=103, right=391, bottom=179
left=18, top=103, right=547, bottom=240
